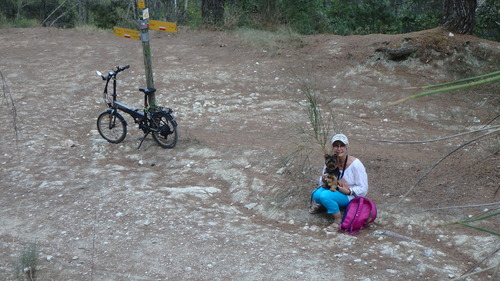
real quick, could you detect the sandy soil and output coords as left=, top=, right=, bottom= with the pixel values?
left=0, top=27, right=499, bottom=280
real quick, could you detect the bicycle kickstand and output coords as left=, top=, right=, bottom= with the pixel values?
left=138, top=131, right=150, bottom=149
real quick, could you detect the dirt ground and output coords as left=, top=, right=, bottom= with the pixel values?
left=0, top=27, right=499, bottom=280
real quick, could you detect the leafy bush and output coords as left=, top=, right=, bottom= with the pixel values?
left=329, top=0, right=441, bottom=35
left=281, top=0, right=328, bottom=35
left=474, top=0, right=500, bottom=41
left=14, top=17, right=40, bottom=28
left=181, top=1, right=203, bottom=26
left=328, top=0, right=388, bottom=35
left=0, top=17, right=39, bottom=28
left=394, top=0, right=442, bottom=33
left=89, top=0, right=134, bottom=29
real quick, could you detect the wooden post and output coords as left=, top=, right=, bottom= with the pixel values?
left=114, top=1, right=177, bottom=108
left=139, top=19, right=155, bottom=106
left=138, top=0, right=155, bottom=106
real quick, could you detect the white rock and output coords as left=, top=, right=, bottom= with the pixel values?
left=423, top=249, right=433, bottom=257
left=309, top=225, right=320, bottom=232
left=244, top=203, right=258, bottom=210
left=63, top=139, right=76, bottom=147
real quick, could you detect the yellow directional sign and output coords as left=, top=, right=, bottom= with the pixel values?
left=137, top=0, right=146, bottom=9
left=149, top=20, right=178, bottom=33
left=113, top=27, right=140, bottom=40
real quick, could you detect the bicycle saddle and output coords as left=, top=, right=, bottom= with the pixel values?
left=139, top=88, right=156, bottom=94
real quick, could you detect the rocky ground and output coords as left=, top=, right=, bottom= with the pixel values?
left=0, top=27, right=499, bottom=280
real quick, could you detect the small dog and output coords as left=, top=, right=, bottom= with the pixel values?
left=322, top=153, right=339, bottom=191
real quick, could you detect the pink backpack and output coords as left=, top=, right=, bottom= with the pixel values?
left=339, top=197, right=377, bottom=235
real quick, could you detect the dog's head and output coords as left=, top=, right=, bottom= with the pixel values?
left=324, top=153, right=339, bottom=175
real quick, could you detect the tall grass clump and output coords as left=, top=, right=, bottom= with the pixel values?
left=0, top=17, right=39, bottom=28
left=262, top=78, right=337, bottom=218
left=12, top=243, right=40, bottom=281
left=299, top=82, right=335, bottom=151
left=280, top=78, right=337, bottom=186
left=235, top=26, right=302, bottom=52
left=74, top=24, right=109, bottom=34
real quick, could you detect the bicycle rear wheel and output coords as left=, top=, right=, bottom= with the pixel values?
left=151, top=111, right=178, bottom=148
left=97, top=111, right=127, bottom=143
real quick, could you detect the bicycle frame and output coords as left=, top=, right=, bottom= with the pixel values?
left=100, top=67, right=148, bottom=120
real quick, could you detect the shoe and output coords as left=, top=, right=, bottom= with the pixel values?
left=309, top=204, right=324, bottom=214
left=326, top=222, right=340, bottom=232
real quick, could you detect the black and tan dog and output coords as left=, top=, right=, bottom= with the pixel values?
left=322, top=153, right=339, bottom=191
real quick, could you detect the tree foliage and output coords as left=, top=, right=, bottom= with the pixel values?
left=0, top=0, right=498, bottom=41
left=202, top=0, right=225, bottom=25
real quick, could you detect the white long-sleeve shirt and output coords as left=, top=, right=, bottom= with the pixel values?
left=319, top=158, right=369, bottom=200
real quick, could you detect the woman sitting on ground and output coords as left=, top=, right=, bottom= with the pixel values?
left=309, top=133, right=369, bottom=232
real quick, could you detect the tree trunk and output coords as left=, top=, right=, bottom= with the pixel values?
left=441, top=0, right=477, bottom=34
left=202, top=0, right=225, bottom=25
left=78, top=0, right=89, bottom=24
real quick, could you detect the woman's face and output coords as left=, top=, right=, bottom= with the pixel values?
left=332, top=141, right=347, bottom=157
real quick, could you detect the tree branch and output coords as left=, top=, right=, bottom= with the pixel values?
left=41, top=0, right=68, bottom=26
left=1, top=70, right=19, bottom=148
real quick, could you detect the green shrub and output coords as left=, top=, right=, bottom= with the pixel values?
left=281, top=0, right=328, bottom=35
left=474, top=0, right=500, bottom=41
left=328, top=0, right=395, bottom=35
left=327, top=0, right=442, bottom=35
left=178, top=1, right=203, bottom=27
left=89, top=0, right=134, bottom=30
left=2, top=17, right=40, bottom=28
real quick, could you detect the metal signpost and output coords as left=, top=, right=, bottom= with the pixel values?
left=113, top=0, right=178, bottom=106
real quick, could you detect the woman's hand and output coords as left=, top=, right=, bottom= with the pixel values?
left=338, top=178, right=350, bottom=189
left=337, top=185, right=349, bottom=195
left=337, top=178, right=351, bottom=195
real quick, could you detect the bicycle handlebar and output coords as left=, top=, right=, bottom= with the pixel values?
left=116, top=65, right=130, bottom=73
left=98, top=65, right=130, bottom=81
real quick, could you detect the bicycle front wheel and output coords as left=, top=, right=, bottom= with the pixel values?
left=97, top=111, right=127, bottom=143
left=151, top=111, right=178, bottom=148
